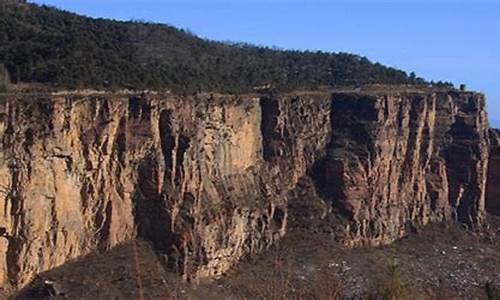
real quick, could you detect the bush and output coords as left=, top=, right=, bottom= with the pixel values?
left=485, top=281, right=499, bottom=300
left=378, top=259, right=411, bottom=300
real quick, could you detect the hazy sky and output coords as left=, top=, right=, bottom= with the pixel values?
left=31, top=0, right=500, bottom=121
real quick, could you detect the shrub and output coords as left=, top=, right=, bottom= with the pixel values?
left=379, top=259, right=411, bottom=300
left=485, top=281, right=499, bottom=300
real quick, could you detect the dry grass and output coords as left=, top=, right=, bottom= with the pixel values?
left=228, top=242, right=343, bottom=300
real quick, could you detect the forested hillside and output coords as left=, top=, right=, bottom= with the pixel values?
left=0, top=0, right=442, bottom=93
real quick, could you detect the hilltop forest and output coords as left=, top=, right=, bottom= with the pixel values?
left=0, top=0, right=451, bottom=93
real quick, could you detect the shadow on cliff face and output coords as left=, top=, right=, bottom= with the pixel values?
left=309, top=157, right=356, bottom=221
left=259, top=96, right=280, bottom=162
left=446, top=116, right=482, bottom=225
left=133, top=155, right=172, bottom=253
left=308, top=94, right=378, bottom=220
left=261, top=94, right=337, bottom=220
left=157, top=109, right=193, bottom=275
left=159, top=109, right=190, bottom=186
left=129, top=100, right=174, bottom=271
left=487, top=129, right=500, bottom=216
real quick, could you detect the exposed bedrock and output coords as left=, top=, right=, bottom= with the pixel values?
left=319, top=91, right=490, bottom=246
left=487, top=129, right=500, bottom=216
left=0, top=88, right=492, bottom=289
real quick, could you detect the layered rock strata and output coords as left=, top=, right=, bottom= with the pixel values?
left=0, top=88, right=491, bottom=289
left=321, top=91, right=490, bottom=246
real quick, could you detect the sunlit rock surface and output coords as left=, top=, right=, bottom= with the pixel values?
left=0, top=87, right=492, bottom=288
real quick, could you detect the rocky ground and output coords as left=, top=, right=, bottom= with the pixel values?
left=9, top=216, right=500, bottom=299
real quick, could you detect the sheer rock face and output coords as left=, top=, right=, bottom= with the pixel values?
left=321, top=91, right=490, bottom=246
left=0, top=88, right=491, bottom=289
left=0, top=94, right=288, bottom=287
left=487, top=129, right=500, bottom=215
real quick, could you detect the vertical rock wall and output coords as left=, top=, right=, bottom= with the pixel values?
left=0, top=94, right=288, bottom=288
left=318, top=91, right=489, bottom=246
left=0, top=88, right=492, bottom=289
left=487, top=129, right=500, bottom=215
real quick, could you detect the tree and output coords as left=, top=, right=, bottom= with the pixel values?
left=0, top=63, right=10, bottom=92
left=409, top=72, right=416, bottom=82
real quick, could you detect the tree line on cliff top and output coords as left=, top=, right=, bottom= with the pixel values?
left=0, top=1, right=453, bottom=94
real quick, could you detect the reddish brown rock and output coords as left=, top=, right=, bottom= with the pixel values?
left=487, top=129, right=500, bottom=215
left=0, top=87, right=492, bottom=290
left=0, top=93, right=288, bottom=288
left=318, top=90, right=490, bottom=246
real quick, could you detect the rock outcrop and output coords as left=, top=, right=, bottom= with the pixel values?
left=0, top=87, right=492, bottom=289
left=0, top=94, right=290, bottom=287
left=487, top=129, right=500, bottom=215
left=319, top=91, right=490, bottom=246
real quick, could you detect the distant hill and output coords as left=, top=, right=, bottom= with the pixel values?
left=0, top=1, right=447, bottom=93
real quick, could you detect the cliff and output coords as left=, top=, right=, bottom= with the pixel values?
left=321, top=90, right=490, bottom=245
left=0, top=87, right=492, bottom=289
left=487, top=129, right=500, bottom=215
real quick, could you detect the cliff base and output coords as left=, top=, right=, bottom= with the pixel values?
left=12, top=218, right=500, bottom=299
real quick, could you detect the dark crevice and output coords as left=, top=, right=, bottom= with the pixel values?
left=272, top=207, right=285, bottom=229
left=445, top=115, right=481, bottom=224
left=259, top=96, right=280, bottom=161
left=133, top=155, right=171, bottom=252
left=113, top=117, right=127, bottom=165
left=5, top=160, right=24, bottom=287
left=486, top=129, right=500, bottom=216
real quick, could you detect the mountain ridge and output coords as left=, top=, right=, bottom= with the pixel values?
left=0, top=1, right=454, bottom=94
